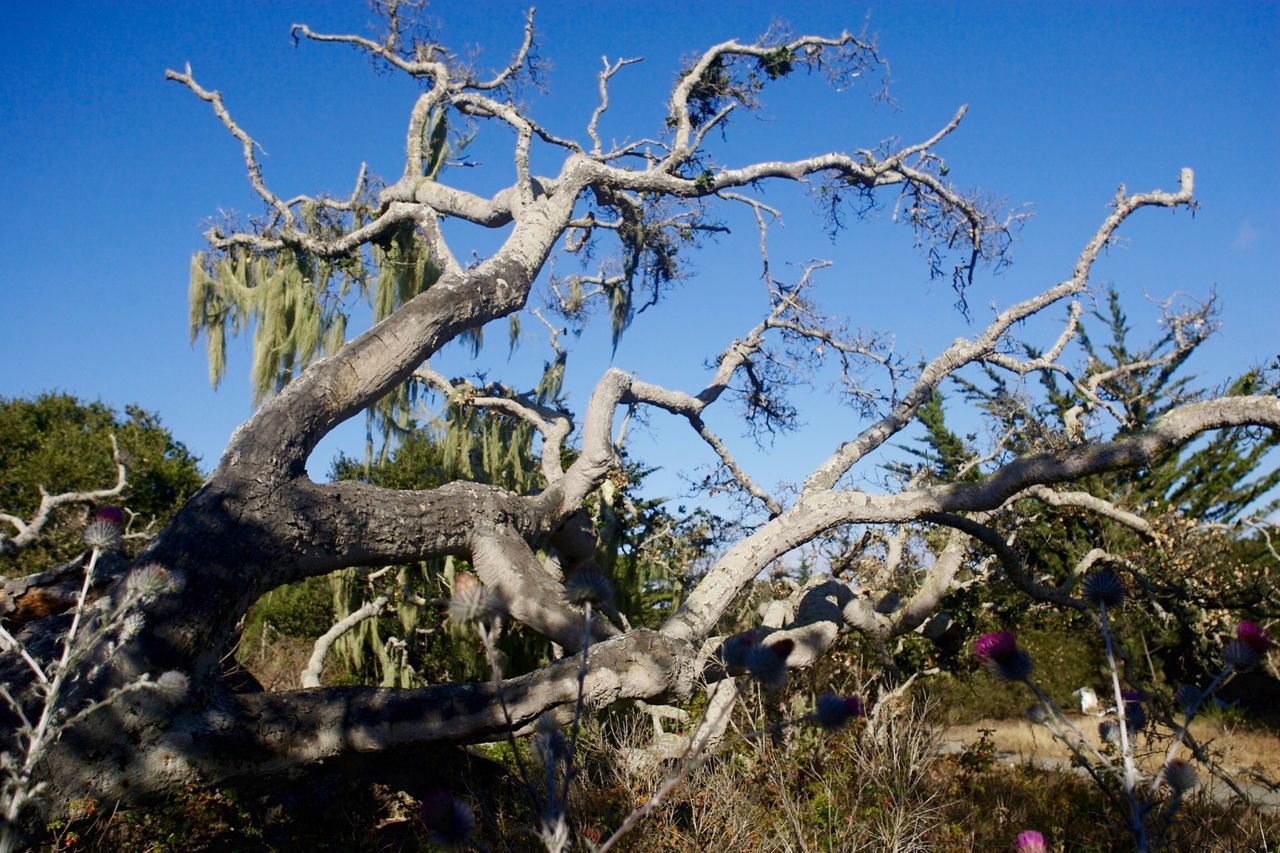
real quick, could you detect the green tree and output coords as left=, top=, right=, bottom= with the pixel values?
left=258, top=422, right=721, bottom=688
left=898, top=290, right=1279, bottom=685
left=0, top=393, right=203, bottom=574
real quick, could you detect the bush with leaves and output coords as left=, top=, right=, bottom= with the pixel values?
left=887, top=292, right=1280, bottom=701
left=0, top=393, right=202, bottom=575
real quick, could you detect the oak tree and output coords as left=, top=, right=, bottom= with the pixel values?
left=2, top=8, right=1277, bottom=820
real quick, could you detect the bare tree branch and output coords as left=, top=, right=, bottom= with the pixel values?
left=300, top=594, right=389, bottom=688
left=804, top=170, right=1196, bottom=492
left=0, top=436, right=127, bottom=559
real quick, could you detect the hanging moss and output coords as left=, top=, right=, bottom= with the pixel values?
left=187, top=108, right=454, bottom=435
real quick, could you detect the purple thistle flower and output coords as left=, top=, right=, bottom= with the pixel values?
left=93, top=506, right=125, bottom=528
left=974, top=631, right=1018, bottom=663
left=1237, top=621, right=1271, bottom=655
left=975, top=631, right=1032, bottom=681
left=1013, top=829, right=1047, bottom=853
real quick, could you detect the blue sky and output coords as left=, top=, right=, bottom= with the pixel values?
left=2, top=2, right=1277, bottom=506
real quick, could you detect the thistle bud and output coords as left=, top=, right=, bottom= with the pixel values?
left=533, top=712, right=567, bottom=766
left=448, top=572, right=502, bottom=626
left=563, top=569, right=614, bottom=608
left=1122, top=689, right=1146, bottom=731
left=745, top=642, right=790, bottom=690
left=1174, top=684, right=1200, bottom=712
left=1223, top=640, right=1260, bottom=672
left=83, top=508, right=124, bottom=551
left=1082, top=570, right=1126, bottom=608
left=720, top=631, right=758, bottom=674
left=418, top=788, right=475, bottom=849
left=1164, top=759, right=1197, bottom=792
left=1099, top=719, right=1119, bottom=745
left=125, top=563, right=180, bottom=599
left=814, top=692, right=866, bottom=730
left=155, top=670, right=189, bottom=701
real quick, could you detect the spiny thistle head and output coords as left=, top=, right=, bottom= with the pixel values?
left=118, top=613, right=145, bottom=642
left=83, top=508, right=124, bottom=551
left=563, top=569, right=614, bottom=608
left=418, top=788, right=475, bottom=849
left=448, top=572, right=502, bottom=626
left=155, top=670, right=189, bottom=701
left=1082, top=569, right=1125, bottom=608
left=1013, top=829, right=1047, bottom=853
left=721, top=631, right=759, bottom=673
left=125, top=563, right=181, bottom=599
left=814, top=692, right=866, bottom=730
left=1223, top=640, right=1260, bottom=672
left=1122, top=689, right=1146, bottom=731
left=1099, top=719, right=1120, bottom=745
left=1174, top=684, right=1201, bottom=711
left=745, top=638, right=793, bottom=690
left=974, top=631, right=1031, bottom=681
left=1164, top=759, right=1198, bottom=792
left=1236, top=620, right=1272, bottom=655
left=533, top=712, right=567, bottom=766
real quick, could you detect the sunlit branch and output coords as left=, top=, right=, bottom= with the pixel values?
left=0, top=436, right=126, bottom=559
left=588, top=56, right=643, bottom=156
left=1010, top=484, right=1155, bottom=538
left=804, top=170, right=1196, bottom=493
left=164, top=65, right=292, bottom=223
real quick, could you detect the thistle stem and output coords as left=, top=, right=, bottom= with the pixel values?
left=2, top=546, right=101, bottom=853
left=1099, top=601, right=1147, bottom=852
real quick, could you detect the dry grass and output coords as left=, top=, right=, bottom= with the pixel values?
left=238, top=634, right=315, bottom=691
left=943, top=715, right=1280, bottom=780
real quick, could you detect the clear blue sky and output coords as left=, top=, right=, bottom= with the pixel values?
left=2, top=2, right=1277, bottom=505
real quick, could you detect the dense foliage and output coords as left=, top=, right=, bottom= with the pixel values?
left=0, top=393, right=203, bottom=574
left=892, top=290, right=1280, bottom=699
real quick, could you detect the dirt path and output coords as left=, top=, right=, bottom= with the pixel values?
left=941, top=717, right=1280, bottom=811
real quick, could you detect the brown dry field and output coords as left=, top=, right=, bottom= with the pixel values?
left=944, top=715, right=1280, bottom=807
